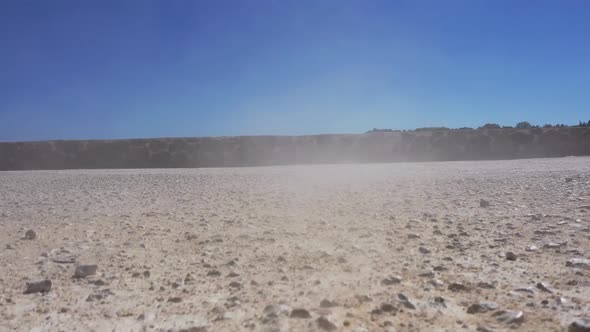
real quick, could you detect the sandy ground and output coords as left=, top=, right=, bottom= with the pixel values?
left=1, top=158, right=590, bottom=332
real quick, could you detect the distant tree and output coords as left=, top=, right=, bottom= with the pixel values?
left=458, top=127, right=473, bottom=130
left=479, top=123, right=501, bottom=129
left=543, top=124, right=553, bottom=128
left=516, top=121, right=533, bottom=129
left=414, top=127, right=450, bottom=131
left=502, top=126, right=513, bottom=129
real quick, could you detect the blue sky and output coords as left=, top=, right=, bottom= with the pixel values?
left=1, top=0, right=589, bottom=141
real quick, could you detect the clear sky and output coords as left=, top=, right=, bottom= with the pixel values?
left=1, top=0, right=589, bottom=141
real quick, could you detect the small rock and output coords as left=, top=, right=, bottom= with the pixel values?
left=167, top=297, right=182, bottom=303
left=477, top=282, right=495, bottom=289
left=207, top=270, right=221, bottom=277
left=467, top=302, right=498, bottom=314
left=565, top=177, right=574, bottom=183
left=24, top=230, right=37, bottom=240
left=229, top=281, right=242, bottom=289
left=430, top=279, right=444, bottom=288
left=480, top=199, right=490, bottom=208
left=493, top=310, right=524, bottom=324
left=320, top=299, right=338, bottom=308
left=536, top=282, right=552, bottom=293
left=24, top=280, right=52, bottom=294
left=290, top=308, right=311, bottom=319
left=396, top=294, right=416, bottom=310
left=74, top=265, right=98, bottom=278
left=569, top=318, right=590, bottom=332
left=476, top=325, right=495, bottom=332
left=566, top=258, right=590, bottom=270
left=380, top=303, right=396, bottom=312
left=381, top=276, right=402, bottom=285
left=505, top=252, right=517, bottom=261
left=418, top=270, right=435, bottom=278
left=316, top=316, right=337, bottom=331
left=448, top=282, right=467, bottom=292
left=419, top=247, right=431, bottom=254
left=525, top=245, right=538, bottom=252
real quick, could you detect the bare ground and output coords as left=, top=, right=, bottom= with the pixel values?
left=1, top=158, right=589, bottom=332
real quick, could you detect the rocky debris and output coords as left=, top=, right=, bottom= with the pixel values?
left=448, top=282, right=467, bottom=292
left=396, top=293, right=416, bottom=310
left=565, top=177, right=574, bottom=183
left=381, top=276, right=402, bottom=285
left=168, top=297, right=182, bottom=303
left=290, top=308, right=311, bottom=319
left=526, top=245, right=539, bottom=252
left=74, top=264, right=98, bottom=278
left=316, top=316, right=337, bottom=331
left=24, top=230, right=37, bottom=240
left=430, top=279, right=444, bottom=288
left=476, top=325, right=495, bottom=332
left=418, top=270, right=434, bottom=278
left=566, top=258, right=590, bottom=269
left=480, top=199, right=490, bottom=208
left=207, top=270, right=221, bottom=277
left=467, top=302, right=498, bottom=314
left=24, top=279, right=52, bottom=294
left=228, top=281, right=242, bottom=289
left=493, top=310, right=524, bottom=324
left=536, top=282, right=552, bottom=293
left=505, top=251, right=517, bottom=261
left=49, top=249, right=76, bottom=264
left=418, top=247, right=431, bottom=254
left=477, top=282, right=495, bottom=289
left=569, top=318, right=590, bottom=332
left=320, top=299, right=338, bottom=308
left=262, top=304, right=290, bottom=323
left=380, top=303, right=396, bottom=312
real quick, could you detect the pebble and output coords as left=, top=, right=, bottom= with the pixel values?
left=467, top=302, right=498, bottom=314
left=207, top=270, right=221, bottom=277
left=536, top=282, right=552, bottom=293
left=569, top=318, right=590, bottom=332
left=229, top=281, right=242, bottom=289
left=24, top=279, right=52, bottom=294
left=480, top=199, right=490, bottom=208
left=167, top=297, right=182, bottom=303
left=526, top=245, right=538, bottom=252
left=396, top=293, right=416, bottom=310
left=493, top=310, right=524, bottom=324
left=477, top=282, right=495, bottom=289
left=74, top=264, right=98, bottom=278
left=448, top=282, right=467, bottom=292
left=566, top=258, right=590, bottom=270
left=419, top=247, right=431, bottom=254
left=430, top=279, right=444, bottom=287
left=24, top=230, right=37, bottom=240
left=316, top=316, right=337, bottom=331
left=320, top=299, right=338, bottom=308
left=418, top=270, right=435, bottom=278
left=290, top=308, right=311, bottom=319
left=505, top=251, right=517, bottom=261
left=381, top=276, right=402, bottom=285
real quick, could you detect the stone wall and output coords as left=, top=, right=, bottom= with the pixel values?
left=1, top=127, right=590, bottom=170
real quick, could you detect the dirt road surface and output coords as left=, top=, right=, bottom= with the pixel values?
left=1, top=158, right=589, bottom=331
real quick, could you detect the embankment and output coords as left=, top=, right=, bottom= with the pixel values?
left=1, top=127, right=590, bottom=170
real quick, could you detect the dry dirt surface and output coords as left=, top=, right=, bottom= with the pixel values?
left=1, top=158, right=590, bottom=332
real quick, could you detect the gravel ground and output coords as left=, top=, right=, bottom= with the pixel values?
left=1, top=157, right=590, bottom=332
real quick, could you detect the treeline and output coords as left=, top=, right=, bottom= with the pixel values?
left=366, top=120, right=590, bottom=133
